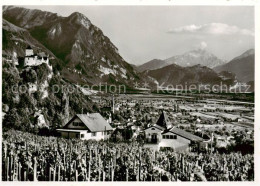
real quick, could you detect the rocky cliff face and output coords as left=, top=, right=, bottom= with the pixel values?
left=2, top=57, right=97, bottom=133
left=3, top=6, right=141, bottom=86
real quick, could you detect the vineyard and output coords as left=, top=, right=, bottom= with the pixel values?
left=2, top=130, right=254, bottom=181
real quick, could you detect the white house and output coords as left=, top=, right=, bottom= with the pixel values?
left=24, top=46, right=49, bottom=67
left=144, top=111, right=203, bottom=151
left=144, top=124, right=165, bottom=143
left=144, top=111, right=173, bottom=143
left=57, top=113, right=113, bottom=140
left=160, top=127, right=203, bottom=151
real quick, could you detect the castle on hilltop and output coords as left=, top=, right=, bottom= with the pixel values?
left=24, top=46, right=49, bottom=67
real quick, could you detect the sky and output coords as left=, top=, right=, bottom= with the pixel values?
left=21, top=6, right=254, bottom=65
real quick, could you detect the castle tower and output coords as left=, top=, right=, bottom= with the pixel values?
left=25, top=46, right=34, bottom=56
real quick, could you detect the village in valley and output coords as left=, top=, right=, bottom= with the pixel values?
left=88, top=94, right=254, bottom=151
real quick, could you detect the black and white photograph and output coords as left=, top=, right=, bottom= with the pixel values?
left=1, top=1, right=258, bottom=183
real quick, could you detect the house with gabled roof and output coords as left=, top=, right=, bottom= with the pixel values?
left=144, top=111, right=203, bottom=151
left=160, top=127, right=203, bottom=151
left=57, top=113, right=113, bottom=140
left=144, top=124, right=165, bottom=143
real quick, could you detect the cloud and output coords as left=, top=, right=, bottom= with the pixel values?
left=167, top=23, right=254, bottom=36
left=197, top=41, right=207, bottom=49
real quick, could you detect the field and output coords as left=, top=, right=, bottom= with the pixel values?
left=2, top=130, right=254, bottom=181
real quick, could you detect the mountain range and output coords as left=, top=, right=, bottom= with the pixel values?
left=3, top=6, right=141, bottom=86
left=138, top=48, right=254, bottom=85
left=213, top=49, right=255, bottom=83
left=3, top=6, right=254, bottom=90
left=146, top=64, right=234, bottom=87
left=137, top=49, right=226, bottom=72
left=165, top=49, right=226, bottom=68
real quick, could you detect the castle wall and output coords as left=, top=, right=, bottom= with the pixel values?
left=24, top=57, right=37, bottom=66
left=24, top=56, right=49, bottom=67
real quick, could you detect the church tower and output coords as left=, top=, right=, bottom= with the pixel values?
left=25, top=46, right=34, bottom=56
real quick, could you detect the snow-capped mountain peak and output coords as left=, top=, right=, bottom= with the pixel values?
left=165, top=49, right=226, bottom=68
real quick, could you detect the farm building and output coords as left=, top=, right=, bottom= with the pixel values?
left=57, top=113, right=113, bottom=140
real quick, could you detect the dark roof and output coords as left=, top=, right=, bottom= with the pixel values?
left=163, top=127, right=203, bottom=142
left=156, top=111, right=172, bottom=128
left=63, top=113, right=113, bottom=132
left=26, top=45, right=32, bottom=49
